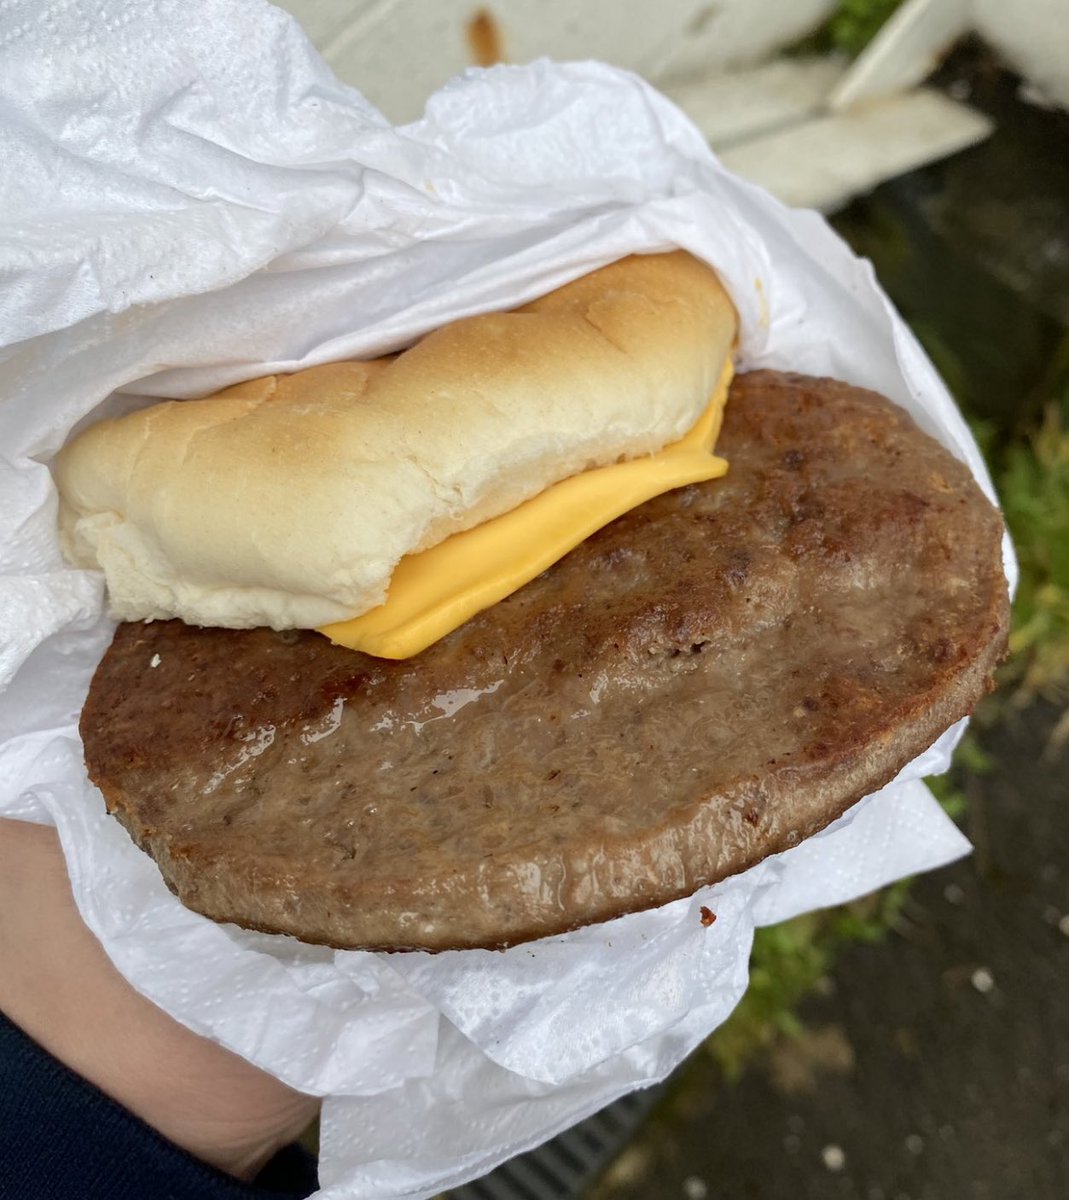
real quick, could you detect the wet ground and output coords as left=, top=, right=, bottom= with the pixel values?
left=592, top=702, right=1069, bottom=1200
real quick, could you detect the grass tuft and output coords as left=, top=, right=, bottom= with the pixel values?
left=996, top=402, right=1069, bottom=703
left=826, top=0, right=905, bottom=56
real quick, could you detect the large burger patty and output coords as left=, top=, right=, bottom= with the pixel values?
left=81, top=371, right=1010, bottom=951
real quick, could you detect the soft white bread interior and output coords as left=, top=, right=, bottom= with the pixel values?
left=54, top=251, right=737, bottom=629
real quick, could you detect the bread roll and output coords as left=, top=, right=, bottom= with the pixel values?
left=55, top=251, right=737, bottom=629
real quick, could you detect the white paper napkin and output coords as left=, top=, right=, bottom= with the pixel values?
left=0, top=2, right=1014, bottom=1196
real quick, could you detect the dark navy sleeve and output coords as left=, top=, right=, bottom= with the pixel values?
left=0, top=1009, right=319, bottom=1199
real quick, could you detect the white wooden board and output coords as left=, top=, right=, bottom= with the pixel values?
left=663, top=57, right=846, bottom=148
left=828, top=0, right=971, bottom=112
left=718, top=87, right=993, bottom=212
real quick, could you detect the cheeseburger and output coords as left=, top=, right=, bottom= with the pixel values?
left=55, top=251, right=1009, bottom=951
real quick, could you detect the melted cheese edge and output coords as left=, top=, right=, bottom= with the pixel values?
left=320, top=358, right=734, bottom=659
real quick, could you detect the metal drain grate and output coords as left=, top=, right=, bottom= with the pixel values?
left=448, top=1086, right=664, bottom=1200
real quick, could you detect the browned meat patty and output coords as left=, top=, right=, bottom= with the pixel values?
left=80, top=371, right=1010, bottom=951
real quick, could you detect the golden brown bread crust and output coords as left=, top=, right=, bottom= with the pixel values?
left=54, top=251, right=736, bottom=630
left=80, top=371, right=1010, bottom=951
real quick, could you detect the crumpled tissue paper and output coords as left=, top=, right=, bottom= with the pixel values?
left=0, top=1, right=1015, bottom=1197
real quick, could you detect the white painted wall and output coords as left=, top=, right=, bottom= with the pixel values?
left=277, top=0, right=836, bottom=121
left=974, top=0, right=1069, bottom=109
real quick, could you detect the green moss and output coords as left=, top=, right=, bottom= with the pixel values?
left=710, top=917, right=830, bottom=1078
left=790, top=0, right=906, bottom=57
left=708, top=882, right=910, bottom=1078
left=995, top=402, right=1069, bottom=701
left=826, top=0, right=906, bottom=56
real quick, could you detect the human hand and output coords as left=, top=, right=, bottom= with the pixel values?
left=0, top=818, right=320, bottom=1181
